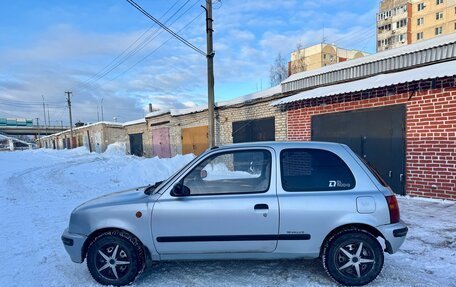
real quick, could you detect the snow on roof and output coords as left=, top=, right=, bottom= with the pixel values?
left=145, top=109, right=170, bottom=118
left=282, top=33, right=456, bottom=84
left=40, top=121, right=123, bottom=139
left=216, top=85, right=281, bottom=107
left=170, top=105, right=208, bottom=116
left=122, top=118, right=146, bottom=126
left=272, top=60, right=456, bottom=106
left=145, top=86, right=282, bottom=118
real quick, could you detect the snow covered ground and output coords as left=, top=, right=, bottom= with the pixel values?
left=0, top=147, right=455, bottom=287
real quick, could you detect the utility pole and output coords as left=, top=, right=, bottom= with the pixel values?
left=41, top=95, right=47, bottom=132
left=203, top=0, right=215, bottom=147
left=97, top=106, right=100, bottom=122
left=101, top=98, right=104, bottom=122
left=65, top=91, right=73, bottom=148
left=36, top=118, right=40, bottom=146
left=47, top=104, right=51, bottom=127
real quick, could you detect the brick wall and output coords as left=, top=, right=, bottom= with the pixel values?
left=218, top=99, right=287, bottom=145
left=285, top=76, right=456, bottom=200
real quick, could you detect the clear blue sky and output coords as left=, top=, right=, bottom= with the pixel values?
left=0, top=0, right=379, bottom=124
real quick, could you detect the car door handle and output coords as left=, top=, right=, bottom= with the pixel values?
left=254, top=204, right=269, bottom=210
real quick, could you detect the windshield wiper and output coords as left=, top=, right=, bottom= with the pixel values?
left=144, top=180, right=164, bottom=195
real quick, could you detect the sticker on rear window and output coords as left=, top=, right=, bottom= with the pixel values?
left=329, top=180, right=351, bottom=188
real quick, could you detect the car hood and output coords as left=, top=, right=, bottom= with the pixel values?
left=74, top=186, right=150, bottom=212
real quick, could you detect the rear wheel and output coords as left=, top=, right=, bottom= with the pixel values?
left=322, top=229, right=384, bottom=286
left=86, top=230, right=145, bottom=286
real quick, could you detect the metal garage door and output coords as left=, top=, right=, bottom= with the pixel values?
left=129, top=133, right=143, bottom=157
left=232, top=117, right=275, bottom=143
left=182, top=126, right=208, bottom=156
left=152, top=127, right=171, bottom=158
left=311, top=104, right=406, bottom=195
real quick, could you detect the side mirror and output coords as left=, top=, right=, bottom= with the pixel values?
left=170, top=182, right=190, bottom=197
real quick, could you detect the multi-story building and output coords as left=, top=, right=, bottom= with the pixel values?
left=411, top=0, right=456, bottom=43
left=377, top=0, right=412, bottom=51
left=288, top=43, right=369, bottom=76
left=377, top=0, right=456, bottom=51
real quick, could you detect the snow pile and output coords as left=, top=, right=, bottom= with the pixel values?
left=103, top=142, right=127, bottom=157
left=0, top=149, right=455, bottom=286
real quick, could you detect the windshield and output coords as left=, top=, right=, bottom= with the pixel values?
left=150, top=154, right=202, bottom=194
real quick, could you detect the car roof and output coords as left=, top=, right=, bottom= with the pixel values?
left=215, top=141, right=344, bottom=150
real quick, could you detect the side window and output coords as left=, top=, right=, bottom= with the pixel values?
left=280, top=148, right=355, bottom=192
left=182, top=150, right=272, bottom=195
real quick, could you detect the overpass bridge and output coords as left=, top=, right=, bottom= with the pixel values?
left=0, top=125, right=70, bottom=136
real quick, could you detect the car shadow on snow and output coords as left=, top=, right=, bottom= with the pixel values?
left=134, top=258, right=335, bottom=287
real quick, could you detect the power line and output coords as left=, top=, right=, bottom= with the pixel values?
left=80, top=0, right=190, bottom=88
left=80, top=0, right=198, bottom=89
left=80, top=0, right=183, bottom=86
left=126, top=0, right=206, bottom=57
left=0, top=98, right=64, bottom=105
left=107, top=10, right=205, bottom=82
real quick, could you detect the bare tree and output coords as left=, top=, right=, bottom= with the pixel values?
left=269, top=53, right=288, bottom=87
left=292, top=42, right=307, bottom=74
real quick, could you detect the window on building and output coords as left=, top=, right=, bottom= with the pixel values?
left=323, top=54, right=327, bottom=60
left=418, top=3, right=426, bottom=11
left=396, top=18, right=407, bottom=28
left=182, top=149, right=272, bottom=195
left=436, top=12, right=444, bottom=20
left=280, top=149, right=356, bottom=192
left=417, top=17, right=424, bottom=25
left=436, top=0, right=443, bottom=4
left=435, top=26, right=443, bottom=35
left=417, top=32, right=424, bottom=40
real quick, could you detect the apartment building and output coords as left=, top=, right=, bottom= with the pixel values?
left=377, top=0, right=456, bottom=51
left=412, top=0, right=456, bottom=42
left=377, top=0, right=412, bottom=51
left=288, top=43, right=369, bottom=76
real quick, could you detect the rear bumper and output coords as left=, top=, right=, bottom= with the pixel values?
left=377, top=221, right=408, bottom=254
left=61, top=228, right=87, bottom=263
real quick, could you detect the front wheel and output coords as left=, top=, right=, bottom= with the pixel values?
left=86, top=230, right=145, bottom=286
left=322, top=229, right=384, bottom=286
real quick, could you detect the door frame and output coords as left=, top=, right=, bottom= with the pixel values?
left=151, top=146, right=280, bottom=254
left=129, top=133, right=144, bottom=157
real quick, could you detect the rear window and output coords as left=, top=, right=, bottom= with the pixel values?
left=280, top=148, right=356, bottom=192
left=357, top=155, right=388, bottom=187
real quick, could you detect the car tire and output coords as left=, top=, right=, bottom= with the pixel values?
left=322, top=228, right=384, bottom=286
left=86, top=230, right=145, bottom=286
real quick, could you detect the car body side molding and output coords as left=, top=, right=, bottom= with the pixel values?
left=156, top=234, right=311, bottom=243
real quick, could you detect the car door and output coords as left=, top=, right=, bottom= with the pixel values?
left=152, top=147, right=279, bottom=254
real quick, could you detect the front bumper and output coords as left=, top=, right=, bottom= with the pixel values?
left=377, top=220, right=408, bottom=254
left=61, top=228, right=87, bottom=263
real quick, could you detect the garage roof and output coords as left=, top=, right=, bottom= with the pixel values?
left=281, top=33, right=456, bottom=93
left=272, top=60, right=456, bottom=106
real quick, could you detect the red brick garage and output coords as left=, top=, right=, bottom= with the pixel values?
left=281, top=75, right=456, bottom=200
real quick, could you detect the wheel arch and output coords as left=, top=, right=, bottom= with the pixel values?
left=319, top=223, right=385, bottom=257
left=81, top=227, right=151, bottom=264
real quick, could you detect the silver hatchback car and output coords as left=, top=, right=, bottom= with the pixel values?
left=62, top=142, right=407, bottom=286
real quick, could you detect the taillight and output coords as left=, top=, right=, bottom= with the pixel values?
left=386, top=195, right=400, bottom=224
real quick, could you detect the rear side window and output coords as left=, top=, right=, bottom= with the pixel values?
left=357, top=155, right=388, bottom=187
left=280, top=148, right=355, bottom=192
